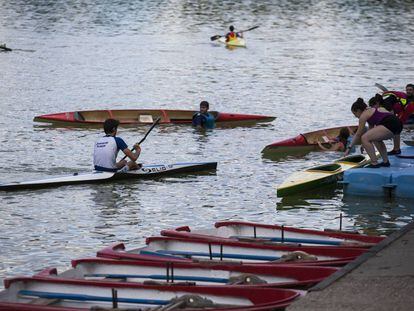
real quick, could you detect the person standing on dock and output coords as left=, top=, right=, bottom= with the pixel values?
left=345, top=98, right=402, bottom=168
left=94, top=119, right=141, bottom=172
left=192, top=101, right=215, bottom=129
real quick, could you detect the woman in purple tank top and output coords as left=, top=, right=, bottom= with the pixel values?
left=344, top=98, right=403, bottom=168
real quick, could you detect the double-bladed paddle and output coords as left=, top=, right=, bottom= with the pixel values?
left=210, top=25, right=259, bottom=41
left=0, top=43, right=12, bottom=51
left=120, top=117, right=161, bottom=161
left=375, top=83, right=388, bottom=92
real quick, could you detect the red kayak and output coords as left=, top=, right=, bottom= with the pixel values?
left=262, top=125, right=358, bottom=156
left=33, top=109, right=275, bottom=126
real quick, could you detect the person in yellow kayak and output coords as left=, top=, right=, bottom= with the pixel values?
left=94, top=119, right=141, bottom=172
left=225, top=25, right=242, bottom=42
left=192, top=101, right=215, bottom=129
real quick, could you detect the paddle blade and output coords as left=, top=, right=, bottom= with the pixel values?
left=210, top=35, right=221, bottom=41
left=244, top=25, right=260, bottom=32
left=375, top=83, right=388, bottom=92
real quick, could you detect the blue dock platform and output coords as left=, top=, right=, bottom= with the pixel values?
left=342, top=146, right=414, bottom=199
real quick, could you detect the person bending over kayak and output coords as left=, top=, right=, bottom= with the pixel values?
left=94, top=119, right=141, bottom=172
left=225, top=25, right=242, bottom=42
left=344, top=98, right=403, bottom=168
left=318, top=127, right=354, bottom=152
left=369, top=93, right=402, bottom=155
left=192, top=101, right=215, bottom=129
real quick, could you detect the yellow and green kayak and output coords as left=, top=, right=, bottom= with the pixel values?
left=277, top=154, right=371, bottom=197
left=218, top=37, right=246, bottom=47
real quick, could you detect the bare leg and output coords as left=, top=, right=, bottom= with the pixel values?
left=361, top=126, right=393, bottom=164
left=373, top=141, right=389, bottom=163
left=393, top=134, right=401, bottom=151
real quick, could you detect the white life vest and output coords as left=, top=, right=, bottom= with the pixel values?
left=93, top=136, right=120, bottom=169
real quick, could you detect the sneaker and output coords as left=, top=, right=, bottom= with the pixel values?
left=365, top=163, right=381, bottom=168
left=379, top=161, right=391, bottom=167
left=387, top=149, right=401, bottom=155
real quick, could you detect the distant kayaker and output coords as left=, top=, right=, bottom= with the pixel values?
left=317, top=127, right=354, bottom=152
left=225, top=25, right=242, bottom=42
left=345, top=98, right=403, bottom=168
left=192, top=101, right=215, bottom=129
left=94, top=119, right=141, bottom=172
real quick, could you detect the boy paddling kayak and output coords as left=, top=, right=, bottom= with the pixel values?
left=94, top=119, right=141, bottom=172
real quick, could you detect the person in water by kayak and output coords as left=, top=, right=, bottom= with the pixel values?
left=225, top=25, right=242, bottom=42
left=192, top=101, right=215, bottom=129
left=94, top=119, right=141, bottom=172
left=317, top=127, right=354, bottom=152
left=345, top=98, right=403, bottom=168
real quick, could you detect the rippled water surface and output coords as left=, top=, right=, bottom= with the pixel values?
left=1, top=0, right=414, bottom=285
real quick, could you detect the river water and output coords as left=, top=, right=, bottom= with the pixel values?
left=0, top=0, right=413, bottom=286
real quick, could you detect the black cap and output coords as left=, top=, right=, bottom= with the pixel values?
left=103, top=118, right=120, bottom=134
left=229, top=25, right=234, bottom=31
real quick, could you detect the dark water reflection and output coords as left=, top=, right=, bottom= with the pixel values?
left=0, top=0, right=414, bottom=286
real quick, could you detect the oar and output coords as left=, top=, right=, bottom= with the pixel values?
left=120, top=117, right=161, bottom=161
left=375, top=83, right=388, bottom=92
left=0, top=43, right=12, bottom=51
left=210, top=25, right=259, bottom=41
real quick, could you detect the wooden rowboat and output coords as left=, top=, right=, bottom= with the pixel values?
left=277, top=154, right=370, bottom=197
left=0, top=162, right=217, bottom=191
left=97, top=236, right=366, bottom=267
left=62, top=257, right=337, bottom=289
left=262, top=125, right=358, bottom=158
left=0, top=275, right=300, bottom=310
left=161, top=220, right=384, bottom=247
left=33, top=109, right=275, bottom=127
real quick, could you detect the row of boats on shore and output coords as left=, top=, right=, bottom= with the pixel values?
left=0, top=220, right=385, bottom=310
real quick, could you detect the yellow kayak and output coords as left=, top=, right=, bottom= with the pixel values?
left=218, top=37, right=246, bottom=47
left=277, top=154, right=371, bottom=197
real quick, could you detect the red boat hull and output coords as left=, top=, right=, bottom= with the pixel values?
left=33, top=109, right=275, bottom=126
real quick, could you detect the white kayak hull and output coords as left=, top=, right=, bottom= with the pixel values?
left=0, top=162, right=217, bottom=191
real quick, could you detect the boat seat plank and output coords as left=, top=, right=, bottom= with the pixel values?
left=19, top=290, right=169, bottom=305
left=230, top=235, right=343, bottom=246
left=142, top=250, right=281, bottom=261
left=29, top=298, right=60, bottom=305
left=85, top=273, right=228, bottom=284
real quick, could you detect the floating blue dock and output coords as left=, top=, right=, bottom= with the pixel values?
left=342, top=146, right=414, bottom=199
